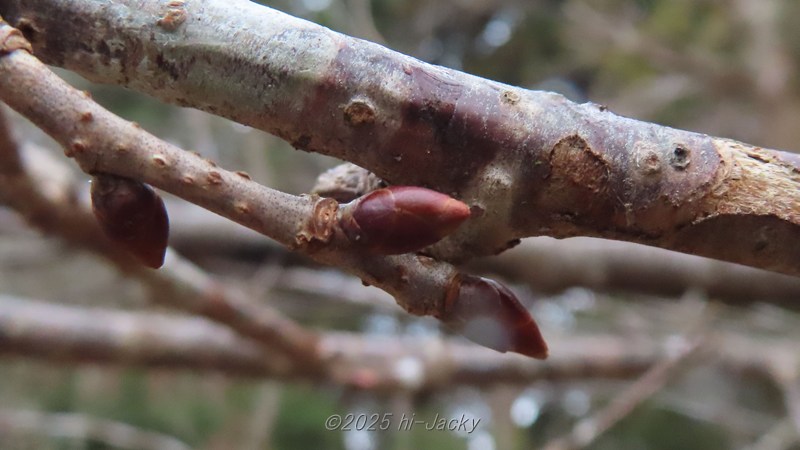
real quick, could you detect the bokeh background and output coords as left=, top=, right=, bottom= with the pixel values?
left=3, top=0, right=800, bottom=449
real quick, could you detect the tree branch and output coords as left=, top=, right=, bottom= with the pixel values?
left=0, top=34, right=546, bottom=358
left=161, top=204, right=800, bottom=306
left=1, top=0, right=798, bottom=274
left=0, top=294, right=783, bottom=392
left=0, top=107, right=322, bottom=366
left=313, top=163, right=800, bottom=305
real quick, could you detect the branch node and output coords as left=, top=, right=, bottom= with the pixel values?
left=343, top=98, right=377, bottom=125
left=294, top=195, right=339, bottom=248
left=0, top=21, right=32, bottom=56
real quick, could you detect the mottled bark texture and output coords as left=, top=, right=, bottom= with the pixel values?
left=1, top=0, right=799, bottom=275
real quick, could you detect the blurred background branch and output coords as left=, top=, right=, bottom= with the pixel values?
left=2, top=0, right=800, bottom=449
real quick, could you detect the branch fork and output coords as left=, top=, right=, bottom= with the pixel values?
left=0, top=17, right=549, bottom=359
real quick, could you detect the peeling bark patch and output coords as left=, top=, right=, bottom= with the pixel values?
left=708, top=141, right=800, bottom=224
left=343, top=99, right=375, bottom=125
left=744, top=148, right=772, bottom=164
left=509, top=133, right=617, bottom=234
left=157, top=6, right=188, bottom=32
left=501, top=90, right=520, bottom=105
left=549, top=135, right=609, bottom=193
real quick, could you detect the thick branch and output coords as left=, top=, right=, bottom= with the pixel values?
left=1, top=0, right=798, bottom=274
left=313, top=163, right=800, bottom=304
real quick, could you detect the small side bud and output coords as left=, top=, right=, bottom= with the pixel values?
left=441, top=275, right=548, bottom=359
left=339, top=186, right=470, bottom=254
left=91, top=174, right=169, bottom=269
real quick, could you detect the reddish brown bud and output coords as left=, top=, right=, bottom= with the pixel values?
left=339, top=186, right=470, bottom=254
left=441, top=275, right=548, bottom=359
left=91, top=174, right=169, bottom=269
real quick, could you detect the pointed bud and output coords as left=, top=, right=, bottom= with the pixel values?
left=91, top=174, right=169, bottom=268
left=441, top=275, right=548, bottom=359
left=339, top=186, right=470, bottom=255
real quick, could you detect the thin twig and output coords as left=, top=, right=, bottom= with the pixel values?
left=0, top=109, right=320, bottom=365
left=540, top=293, right=714, bottom=450
left=542, top=335, right=706, bottom=450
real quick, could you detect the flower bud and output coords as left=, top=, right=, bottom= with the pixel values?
left=91, top=174, right=169, bottom=268
left=441, top=275, right=548, bottom=359
left=339, top=186, right=470, bottom=255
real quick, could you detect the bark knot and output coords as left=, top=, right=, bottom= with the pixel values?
left=343, top=99, right=376, bottom=125
left=295, top=196, right=339, bottom=249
